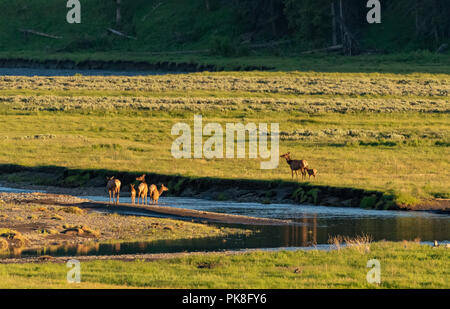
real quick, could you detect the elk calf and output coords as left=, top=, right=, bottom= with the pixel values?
left=306, top=168, right=318, bottom=179
left=130, top=184, right=136, bottom=204
left=106, top=176, right=121, bottom=204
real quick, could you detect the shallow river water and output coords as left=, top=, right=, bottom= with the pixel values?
left=0, top=67, right=172, bottom=77
left=0, top=186, right=448, bottom=258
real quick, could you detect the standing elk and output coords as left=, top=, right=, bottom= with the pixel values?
left=130, top=183, right=136, bottom=204
left=280, top=152, right=308, bottom=180
left=136, top=174, right=149, bottom=205
left=106, top=176, right=121, bottom=204
left=150, top=184, right=168, bottom=205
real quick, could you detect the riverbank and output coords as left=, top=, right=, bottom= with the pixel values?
left=1, top=52, right=450, bottom=74
left=1, top=167, right=449, bottom=213
left=0, top=241, right=448, bottom=288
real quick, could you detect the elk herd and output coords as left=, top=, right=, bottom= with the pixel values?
left=106, top=175, right=168, bottom=205
left=106, top=152, right=315, bottom=205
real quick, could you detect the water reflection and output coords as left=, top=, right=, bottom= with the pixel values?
left=0, top=68, right=173, bottom=77
left=1, top=213, right=448, bottom=259
left=0, top=187, right=448, bottom=258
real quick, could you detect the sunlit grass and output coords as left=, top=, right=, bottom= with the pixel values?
left=0, top=242, right=448, bottom=289
left=0, top=73, right=448, bottom=203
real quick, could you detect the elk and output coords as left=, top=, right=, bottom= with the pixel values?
left=150, top=184, right=168, bottom=205
left=306, top=168, right=318, bottom=179
left=280, top=152, right=308, bottom=180
left=130, top=184, right=136, bottom=204
left=136, top=174, right=149, bottom=205
left=106, top=176, right=121, bottom=204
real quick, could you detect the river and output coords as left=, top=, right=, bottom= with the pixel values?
left=0, top=186, right=448, bottom=258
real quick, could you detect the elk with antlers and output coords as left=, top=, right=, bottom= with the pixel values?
left=106, top=176, right=121, bottom=204
left=280, top=152, right=308, bottom=180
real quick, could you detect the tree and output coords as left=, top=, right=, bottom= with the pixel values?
left=115, top=0, right=121, bottom=25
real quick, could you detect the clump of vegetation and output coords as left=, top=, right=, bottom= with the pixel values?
left=196, top=260, right=221, bottom=269
left=51, top=214, right=64, bottom=221
left=395, top=192, right=421, bottom=208
left=0, top=228, right=27, bottom=248
left=329, top=234, right=373, bottom=254
left=38, top=229, right=59, bottom=235
left=61, top=224, right=99, bottom=237
left=80, top=226, right=100, bottom=238
left=360, top=195, right=378, bottom=209
left=0, top=237, right=8, bottom=251
left=62, top=207, right=86, bottom=215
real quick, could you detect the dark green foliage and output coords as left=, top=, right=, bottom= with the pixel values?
left=360, top=195, right=377, bottom=209
left=0, top=0, right=448, bottom=54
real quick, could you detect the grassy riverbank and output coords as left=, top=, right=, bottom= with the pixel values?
left=0, top=242, right=448, bottom=288
left=0, top=72, right=448, bottom=209
left=2, top=51, right=450, bottom=74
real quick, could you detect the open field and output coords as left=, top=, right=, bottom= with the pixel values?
left=0, top=72, right=448, bottom=207
left=0, top=242, right=448, bottom=288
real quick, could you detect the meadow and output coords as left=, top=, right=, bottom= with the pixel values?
left=0, top=71, right=449, bottom=206
left=0, top=242, right=448, bottom=288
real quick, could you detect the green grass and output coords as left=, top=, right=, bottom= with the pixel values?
left=1, top=51, right=450, bottom=74
left=0, top=242, right=448, bottom=288
left=0, top=72, right=448, bottom=205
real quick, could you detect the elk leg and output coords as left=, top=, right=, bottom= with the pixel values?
left=109, top=191, right=112, bottom=204
left=117, top=192, right=120, bottom=204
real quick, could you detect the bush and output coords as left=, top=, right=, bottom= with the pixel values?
left=0, top=238, right=8, bottom=251
left=209, top=36, right=237, bottom=57
left=62, top=207, right=86, bottom=215
left=360, top=195, right=377, bottom=209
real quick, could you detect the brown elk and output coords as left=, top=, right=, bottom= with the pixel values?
left=306, top=168, right=318, bottom=180
left=150, top=184, right=168, bottom=205
left=280, top=152, right=308, bottom=180
left=130, top=184, right=136, bottom=204
left=136, top=174, right=148, bottom=205
left=106, top=176, right=121, bottom=204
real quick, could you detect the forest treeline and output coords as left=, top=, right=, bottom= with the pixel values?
left=0, top=0, right=449, bottom=55
left=226, top=0, right=450, bottom=54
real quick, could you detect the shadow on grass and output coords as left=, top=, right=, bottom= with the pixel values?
left=0, top=163, right=394, bottom=210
